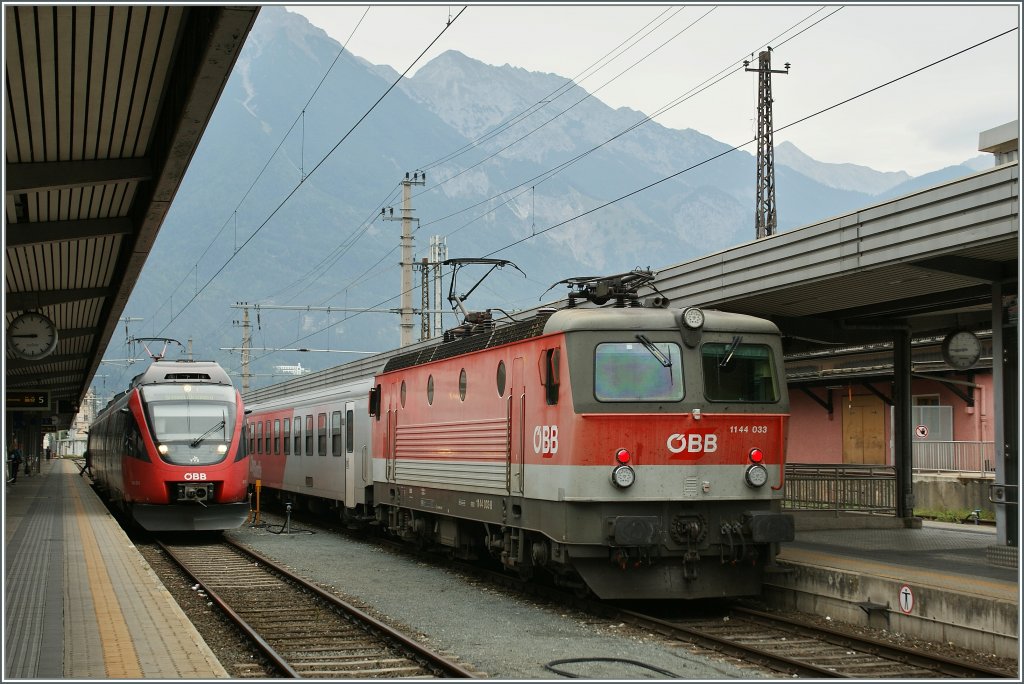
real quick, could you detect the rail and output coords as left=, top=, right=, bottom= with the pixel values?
left=782, top=464, right=896, bottom=515
left=912, top=441, right=995, bottom=475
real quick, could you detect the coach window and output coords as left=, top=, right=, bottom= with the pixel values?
left=346, top=408, right=354, bottom=454
left=248, top=421, right=255, bottom=454
left=317, top=413, right=327, bottom=456
left=496, top=360, right=506, bottom=396
left=283, top=418, right=291, bottom=455
left=256, top=421, right=263, bottom=454
left=305, top=415, right=314, bottom=455
left=273, top=419, right=281, bottom=454
left=400, top=381, right=407, bottom=408
left=264, top=420, right=272, bottom=453
left=332, top=411, right=343, bottom=456
left=293, top=417, right=302, bottom=455
left=427, top=375, right=434, bottom=405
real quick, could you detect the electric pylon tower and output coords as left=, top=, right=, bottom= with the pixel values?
left=231, top=303, right=252, bottom=392
left=383, top=170, right=426, bottom=347
left=745, top=48, right=790, bottom=239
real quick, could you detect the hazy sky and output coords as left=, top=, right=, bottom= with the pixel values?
left=285, top=2, right=1020, bottom=176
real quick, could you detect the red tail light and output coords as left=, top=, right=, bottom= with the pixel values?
left=615, top=448, right=631, bottom=464
left=749, top=448, right=764, bottom=463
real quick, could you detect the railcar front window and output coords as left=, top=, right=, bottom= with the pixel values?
left=595, top=342, right=683, bottom=402
left=701, top=342, right=779, bottom=402
left=141, top=385, right=237, bottom=465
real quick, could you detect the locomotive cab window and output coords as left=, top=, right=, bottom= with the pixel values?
left=701, top=340, right=778, bottom=403
left=595, top=341, right=683, bottom=402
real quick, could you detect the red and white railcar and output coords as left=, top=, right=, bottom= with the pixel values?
left=88, top=359, right=250, bottom=531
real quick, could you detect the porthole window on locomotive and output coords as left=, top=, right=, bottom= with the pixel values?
left=459, top=368, right=467, bottom=401
left=427, top=375, right=434, bottom=405
left=496, top=360, right=506, bottom=396
left=400, top=380, right=407, bottom=408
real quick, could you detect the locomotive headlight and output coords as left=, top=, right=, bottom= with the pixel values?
left=682, top=306, right=704, bottom=329
left=611, top=464, right=636, bottom=488
left=744, top=463, right=769, bottom=488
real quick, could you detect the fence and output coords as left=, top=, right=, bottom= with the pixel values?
left=782, top=464, right=896, bottom=515
left=912, top=441, right=995, bottom=474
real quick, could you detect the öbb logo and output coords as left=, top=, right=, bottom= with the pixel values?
left=666, top=433, right=717, bottom=456
left=183, top=472, right=208, bottom=481
left=533, top=425, right=559, bottom=455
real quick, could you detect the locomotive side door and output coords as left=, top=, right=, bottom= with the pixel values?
left=508, top=357, right=525, bottom=495
left=386, top=383, right=398, bottom=482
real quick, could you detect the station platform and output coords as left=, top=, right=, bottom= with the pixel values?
left=766, top=512, right=1020, bottom=659
left=3, top=457, right=228, bottom=679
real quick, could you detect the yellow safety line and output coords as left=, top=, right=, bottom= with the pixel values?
left=69, top=483, right=144, bottom=678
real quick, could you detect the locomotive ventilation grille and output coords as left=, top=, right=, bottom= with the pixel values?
left=384, top=316, right=549, bottom=372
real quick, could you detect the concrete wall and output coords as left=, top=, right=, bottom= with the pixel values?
left=913, top=473, right=996, bottom=515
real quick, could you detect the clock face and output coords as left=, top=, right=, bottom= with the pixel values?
left=7, top=312, right=59, bottom=360
left=942, top=330, right=982, bottom=370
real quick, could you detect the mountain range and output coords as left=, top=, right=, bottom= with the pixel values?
left=102, top=7, right=985, bottom=397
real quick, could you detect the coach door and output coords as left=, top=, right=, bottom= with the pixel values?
left=507, top=358, right=525, bottom=495
left=344, top=402, right=357, bottom=503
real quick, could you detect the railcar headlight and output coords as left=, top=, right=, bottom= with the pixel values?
left=157, top=444, right=169, bottom=455
left=216, top=444, right=227, bottom=454
left=744, top=463, right=769, bottom=488
left=611, top=464, right=635, bottom=488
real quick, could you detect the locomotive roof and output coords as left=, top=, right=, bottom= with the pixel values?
left=130, top=360, right=233, bottom=388
left=383, top=305, right=779, bottom=373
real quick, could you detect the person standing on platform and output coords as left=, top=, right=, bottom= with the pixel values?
left=82, top=448, right=93, bottom=477
left=7, top=444, right=23, bottom=483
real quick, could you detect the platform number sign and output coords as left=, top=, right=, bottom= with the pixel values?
left=898, top=584, right=914, bottom=614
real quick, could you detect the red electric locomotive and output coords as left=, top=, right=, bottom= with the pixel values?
left=369, top=268, right=793, bottom=599
left=88, top=349, right=250, bottom=531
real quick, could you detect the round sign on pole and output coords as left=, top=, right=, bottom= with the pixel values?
left=898, top=584, right=914, bottom=614
left=914, top=425, right=929, bottom=439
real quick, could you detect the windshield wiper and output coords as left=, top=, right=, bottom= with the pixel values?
left=720, top=335, right=743, bottom=368
left=635, top=334, right=672, bottom=368
left=190, top=420, right=226, bottom=448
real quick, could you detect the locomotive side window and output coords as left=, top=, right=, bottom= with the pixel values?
left=274, top=419, right=280, bottom=454
left=496, top=360, right=506, bottom=396
left=400, top=381, right=407, bottom=408
left=594, top=341, right=683, bottom=402
left=293, top=416, right=302, bottom=455
left=256, top=421, right=263, bottom=454
left=459, top=369, right=467, bottom=401
left=701, top=341, right=779, bottom=403
left=345, top=408, right=354, bottom=454
left=331, top=411, right=343, bottom=457
left=541, top=348, right=560, bottom=405
left=305, top=415, right=314, bottom=455
left=427, top=375, right=434, bottom=405
left=283, top=418, right=291, bottom=455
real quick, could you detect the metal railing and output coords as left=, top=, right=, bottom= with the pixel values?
left=782, top=464, right=896, bottom=515
left=912, top=441, right=995, bottom=475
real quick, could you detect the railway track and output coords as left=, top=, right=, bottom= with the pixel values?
left=618, top=605, right=1014, bottom=678
left=157, top=538, right=475, bottom=678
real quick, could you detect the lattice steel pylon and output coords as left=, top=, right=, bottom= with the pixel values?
left=745, top=48, right=789, bottom=239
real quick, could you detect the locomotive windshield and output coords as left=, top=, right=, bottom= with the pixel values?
left=701, top=341, right=779, bottom=403
left=140, top=384, right=238, bottom=465
left=595, top=341, right=684, bottom=401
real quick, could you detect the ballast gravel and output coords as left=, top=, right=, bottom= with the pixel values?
left=224, top=518, right=768, bottom=679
